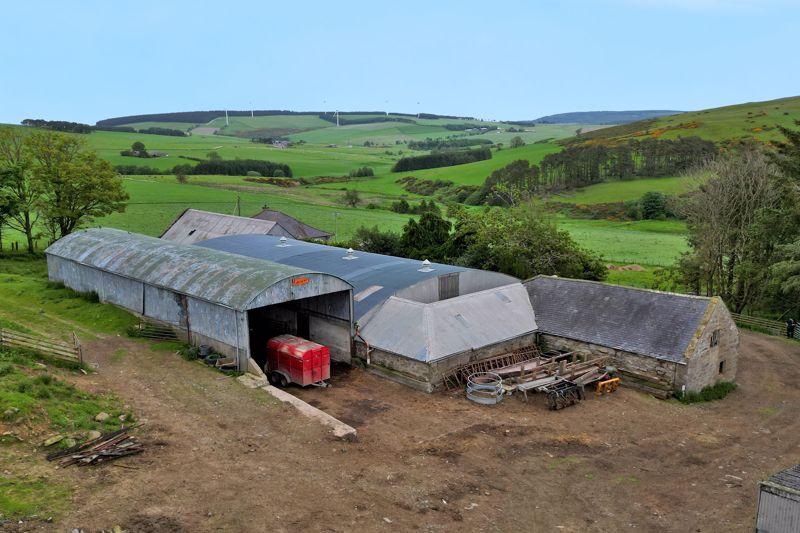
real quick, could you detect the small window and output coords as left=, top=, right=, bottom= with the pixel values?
left=718, top=360, right=725, bottom=374
left=710, top=330, right=720, bottom=347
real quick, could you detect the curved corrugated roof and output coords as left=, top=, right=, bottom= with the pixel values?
left=197, top=234, right=517, bottom=320
left=45, top=228, right=351, bottom=311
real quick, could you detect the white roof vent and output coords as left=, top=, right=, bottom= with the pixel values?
left=418, top=259, right=434, bottom=272
left=343, top=248, right=358, bottom=260
left=277, top=236, right=290, bottom=247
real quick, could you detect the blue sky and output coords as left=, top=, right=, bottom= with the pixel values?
left=1, top=0, right=798, bottom=124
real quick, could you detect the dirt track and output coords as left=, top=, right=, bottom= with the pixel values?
left=38, top=331, right=800, bottom=531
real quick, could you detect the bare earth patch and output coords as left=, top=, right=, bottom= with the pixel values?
left=35, top=331, right=800, bottom=532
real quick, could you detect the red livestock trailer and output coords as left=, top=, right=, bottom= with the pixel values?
left=266, top=334, right=330, bottom=387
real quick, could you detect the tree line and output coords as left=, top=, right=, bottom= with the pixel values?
left=0, top=128, right=128, bottom=252
left=537, top=137, right=717, bottom=191
left=317, top=114, right=415, bottom=126
left=392, top=147, right=492, bottom=172
left=21, top=119, right=93, bottom=134
left=344, top=206, right=606, bottom=282
left=172, top=159, right=292, bottom=177
left=407, top=138, right=493, bottom=151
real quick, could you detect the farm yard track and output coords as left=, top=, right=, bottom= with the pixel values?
left=36, top=331, right=800, bottom=532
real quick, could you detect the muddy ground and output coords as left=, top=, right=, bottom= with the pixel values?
left=17, top=330, right=800, bottom=532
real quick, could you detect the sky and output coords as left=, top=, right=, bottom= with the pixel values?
left=1, top=0, right=799, bottom=124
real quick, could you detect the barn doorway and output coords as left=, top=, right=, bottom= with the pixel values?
left=246, top=290, right=352, bottom=371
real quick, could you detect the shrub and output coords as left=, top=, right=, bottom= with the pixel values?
left=678, top=381, right=737, bottom=404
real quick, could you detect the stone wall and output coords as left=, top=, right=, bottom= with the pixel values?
left=683, top=298, right=739, bottom=391
left=540, top=334, right=686, bottom=389
left=353, top=333, right=537, bottom=393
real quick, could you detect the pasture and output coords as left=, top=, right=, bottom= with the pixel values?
left=552, top=175, right=696, bottom=204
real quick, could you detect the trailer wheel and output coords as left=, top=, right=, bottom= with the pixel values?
left=277, top=373, right=289, bottom=387
left=268, top=371, right=281, bottom=386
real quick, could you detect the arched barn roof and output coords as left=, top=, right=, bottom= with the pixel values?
left=45, top=228, right=352, bottom=311
left=196, top=234, right=518, bottom=320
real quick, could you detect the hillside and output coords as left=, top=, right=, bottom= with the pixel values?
left=567, top=95, right=800, bottom=145
left=517, top=110, right=681, bottom=125
left=93, top=110, right=607, bottom=146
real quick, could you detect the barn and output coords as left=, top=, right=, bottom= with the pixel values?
left=160, top=209, right=335, bottom=245
left=525, top=276, right=739, bottom=394
left=197, top=234, right=537, bottom=391
left=45, top=228, right=354, bottom=371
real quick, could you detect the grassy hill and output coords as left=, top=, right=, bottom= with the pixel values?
left=521, top=110, right=682, bottom=125
left=569, top=95, right=800, bottom=145
left=102, top=111, right=605, bottom=146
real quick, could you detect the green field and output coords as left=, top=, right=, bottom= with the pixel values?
left=557, top=217, right=688, bottom=266
left=98, top=177, right=413, bottom=240
left=327, top=141, right=563, bottom=196
left=575, top=95, right=800, bottom=144
left=1, top=109, right=704, bottom=288
left=552, top=175, right=696, bottom=204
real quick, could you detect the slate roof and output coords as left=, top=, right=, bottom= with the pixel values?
left=252, top=209, right=332, bottom=240
left=525, top=276, right=713, bottom=363
left=359, top=283, right=537, bottom=362
left=46, top=228, right=350, bottom=311
left=160, top=209, right=286, bottom=245
left=198, top=234, right=516, bottom=320
left=766, top=465, right=800, bottom=492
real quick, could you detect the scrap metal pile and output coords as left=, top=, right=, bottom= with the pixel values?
left=443, top=346, right=618, bottom=410
left=46, top=427, right=143, bottom=467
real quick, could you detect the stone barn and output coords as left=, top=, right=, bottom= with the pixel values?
left=525, top=276, right=739, bottom=394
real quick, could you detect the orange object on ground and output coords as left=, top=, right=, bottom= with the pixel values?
left=596, top=377, right=620, bottom=395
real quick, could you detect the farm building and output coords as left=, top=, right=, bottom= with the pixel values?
left=198, top=234, right=536, bottom=391
left=524, top=276, right=739, bottom=394
left=251, top=209, right=332, bottom=241
left=45, top=228, right=354, bottom=370
left=160, top=208, right=332, bottom=245
left=756, top=464, right=800, bottom=533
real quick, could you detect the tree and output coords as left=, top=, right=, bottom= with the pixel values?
left=400, top=211, right=452, bottom=260
left=26, top=131, right=129, bottom=239
left=131, top=141, right=146, bottom=153
left=0, top=127, right=39, bottom=252
left=448, top=204, right=606, bottom=280
left=0, top=187, right=18, bottom=252
left=639, top=191, right=668, bottom=219
left=770, top=119, right=800, bottom=182
left=677, top=145, right=799, bottom=312
left=343, top=189, right=361, bottom=207
left=509, top=136, right=525, bottom=149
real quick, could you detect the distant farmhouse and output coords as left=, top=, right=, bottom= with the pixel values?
left=160, top=209, right=332, bottom=245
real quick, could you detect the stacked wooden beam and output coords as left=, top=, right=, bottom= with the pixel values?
left=46, top=427, right=143, bottom=467
left=441, top=346, right=543, bottom=389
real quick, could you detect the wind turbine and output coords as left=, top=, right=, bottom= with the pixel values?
left=225, top=109, right=229, bottom=126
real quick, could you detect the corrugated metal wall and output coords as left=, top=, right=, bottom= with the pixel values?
left=757, top=485, right=800, bottom=532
